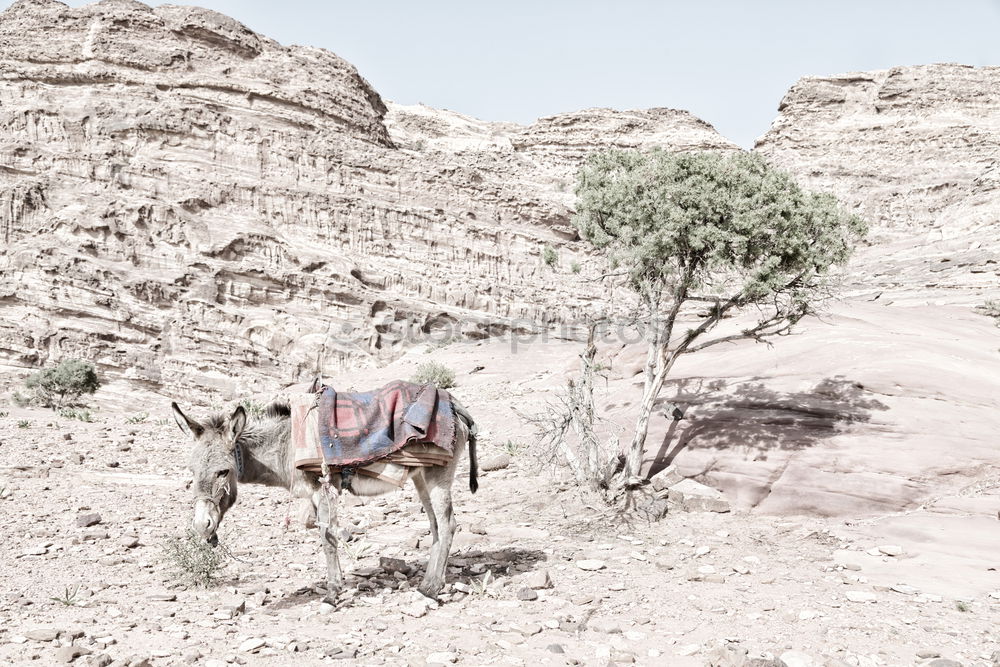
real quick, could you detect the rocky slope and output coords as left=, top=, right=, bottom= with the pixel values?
left=0, top=0, right=737, bottom=400
left=756, top=64, right=1000, bottom=301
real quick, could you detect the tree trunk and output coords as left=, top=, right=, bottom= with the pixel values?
left=623, top=352, right=670, bottom=479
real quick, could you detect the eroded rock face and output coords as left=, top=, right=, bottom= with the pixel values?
left=756, top=64, right=1000, bottom=299
left=0, top=0, right=735, bottom=398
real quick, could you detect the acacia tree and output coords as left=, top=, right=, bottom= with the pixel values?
left=573, top=149, right=867, bottom=486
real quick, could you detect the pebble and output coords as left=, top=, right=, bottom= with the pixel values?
left=677, top=644, right=701, bottom=656
left=426, top=652, right=458, bottom=665
left=524, top=569, right=552, bottom=589
left=24, top=628, right=60, bottom=642
left=238, top=638, right=266, bottom=653
left=479, top=453, right=511, bottom=472
left=845, top=590, right=877, bottom=603
left=576, top=559, right=606, bottom=571
left=878, top=544, right=904, bottom=556
left=925, top=660, right=962, bottom=667
left=890, top=584, right=919, bottom=595
left=915, top=650, right=941, bottom=659
left=779, top=650, right=817, bottom=667
left=54, top=646, right=90, bottom=663
left=516, top=587, right=538, bottom=601
left=588, top=617, right=622, bottom=634
left=401, top=602, right=428, bottom=618
left=546, top=644, right=565, bottom=654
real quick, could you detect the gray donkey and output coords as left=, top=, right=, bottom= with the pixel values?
left=171, top=399, right=478, bottom=601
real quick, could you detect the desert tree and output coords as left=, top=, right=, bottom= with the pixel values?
left=573, top=149, right=867, bottom=486
left=20, top=358, right=101, bottom=409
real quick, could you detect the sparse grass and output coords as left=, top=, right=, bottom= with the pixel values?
left=17, top=420, right=31, bottom=429
left=570, top=260, right=581, bottom=274
left=955, top=600, right=970, bottom=612
left=411, top=361, right=456, bottom=389
left=239, top=399, right=265, bottom=418
left=502, top=440, right=524, bottom=457
left=0, top=410, right=8, bottom=418
left=11, top=391, right=29, bottom=408
left=124, top=411, right=148, bottom=424
left=976, top=299, right=1000, bottom=326
left=50, top=584, right=82, bottom=607
left=163, top=531, right=226, bottom=587
left=468, top=570, right=499, bottom=598
left=542, top=245, right=558, bottom=268
left=59, top=407, right=94, bottom=422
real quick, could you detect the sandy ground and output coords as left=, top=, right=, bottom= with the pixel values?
left=2, top=335, right=999, bottom=667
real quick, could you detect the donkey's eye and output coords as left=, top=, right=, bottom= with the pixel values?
left=215, top=469, right=229, bottom=478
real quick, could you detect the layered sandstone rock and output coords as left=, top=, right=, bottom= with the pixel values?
left=756, top=64, right=1000, bottom=300
left=0, top=0, right=735, bottom=399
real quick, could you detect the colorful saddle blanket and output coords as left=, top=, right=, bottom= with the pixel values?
left=291, top=380, right=457, bottom=473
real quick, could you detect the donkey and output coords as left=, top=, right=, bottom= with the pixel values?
left=171, top=398, right=478, bottom=601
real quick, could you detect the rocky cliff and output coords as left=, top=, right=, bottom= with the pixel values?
left=0, top=0, right=736, bottom=398
left=755, top=64, right=1000, bottom=300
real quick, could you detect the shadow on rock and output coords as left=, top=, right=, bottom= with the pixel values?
left=649, top=375, right=889, bottom=475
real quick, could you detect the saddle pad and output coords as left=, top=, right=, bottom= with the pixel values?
left=291, top=380, right=456, bottom=473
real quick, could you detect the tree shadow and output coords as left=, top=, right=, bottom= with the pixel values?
left=647, top=375, right=889, bottom=476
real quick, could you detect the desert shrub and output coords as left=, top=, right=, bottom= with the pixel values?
left=59, top=407, right=94, bottom=422
left=411, top=362, right=456, bottom=389
left=570, top=260, right=582, bottom=274
left=542, top=245, right=559, bottom=268
left=976, top=300, right=1000, bottom=326
left=17, top=420, right=31, bottom=429
left=124, top=411, right=148, bottom=424
left=23, top=359, right=100, bottom=409
left=0, top=410, right=8, bottom=419
left=163, top=532, right=226, bottom=587
left=239, top=399, right=265, bottom=418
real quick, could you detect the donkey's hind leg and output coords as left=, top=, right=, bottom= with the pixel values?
left=314, top=487, right=344, bottom=603
left=416, top=462, right=459, bottom=599
left=412, top=471, right=439, bottom=546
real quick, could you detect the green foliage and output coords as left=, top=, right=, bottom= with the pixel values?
left=163, top=532, right=226, bottom=587
left=11, top=391, right=29, bottom=408
left=23, top=359, right=101, bottom=409
left=976, top=300, right=1000, bottom=326
left=0, top=411, right=8, bottom=418
left=573, top=150, right=867, bottom=302
left=542, top=245, right=559, bottom=268
left=124, top=411, right=148, bottom=424
left=502, top=440, right=524, bottom=456
left=17, top=420, right=31, bottom=429
left=59, top=407, right=94, bottom=423
left=239, top=399, right=265, bottom=418
left=955, top=600, right=970, bottom=612
left=411, top=361, right=457, bottom=389
left=50, top=584, right=82, bottom=607
left=570, top=260, right=582, bottom=274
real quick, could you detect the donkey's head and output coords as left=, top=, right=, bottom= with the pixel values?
left=171, top=402, right=247, bottom=545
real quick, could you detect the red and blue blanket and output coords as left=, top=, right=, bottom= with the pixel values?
left=292, top=380, right=457, bottom=470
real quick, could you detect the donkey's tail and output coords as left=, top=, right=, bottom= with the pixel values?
left=454, top=400, right=478, bottom=494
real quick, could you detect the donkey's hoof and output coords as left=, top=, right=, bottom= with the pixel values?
left=321, top=591, right=342, bottom=607
left=417, top=582, right=443, bottom=600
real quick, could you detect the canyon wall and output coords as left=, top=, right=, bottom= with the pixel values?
left=0, top=0, right=736, bottom=398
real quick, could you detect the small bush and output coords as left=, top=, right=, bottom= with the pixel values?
left=239, top=399, right=265, bottom=418
left=50, top=584, right=82, bottom=607
left=124, top=411, right=148, bottom=424
left=542, top=245, right=558, bottom=268
left=17, top=420, right=31, bottom=429
left=570, top=260, right=582, bottom=274
left=976, top=300, right=1000, bottom=326
left=0, top=411, right=8, bottom=419
left=11, top=391, right=29, bottom=408
left=955, top=600, right=970, bottom=612
left=411, top=362, right=456, bottom=389
left=163, top=532, right=226, bottom=587
left=23, top=359, right=100, bottom=409
left=59, top=407, right=94, bottom=423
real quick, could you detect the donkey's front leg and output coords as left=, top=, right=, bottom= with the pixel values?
left=418, top=472, right=456, bottom=599
left=314, top=488, right=343, bottom=603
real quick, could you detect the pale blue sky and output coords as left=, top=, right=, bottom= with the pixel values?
left=6, top=0, right=1000, bottom=146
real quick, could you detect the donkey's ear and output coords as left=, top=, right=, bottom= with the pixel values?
left=229, top=405, right=247, bottom=443
left=172, top=402, right=203, bottom=439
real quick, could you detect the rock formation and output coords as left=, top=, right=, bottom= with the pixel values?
left=755, top=64, right=1000, bottom=300
left=0, top=0, right=736, bottom=398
